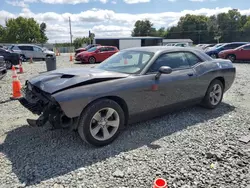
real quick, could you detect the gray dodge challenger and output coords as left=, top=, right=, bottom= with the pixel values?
left=19, top=46, right=236, bottom=146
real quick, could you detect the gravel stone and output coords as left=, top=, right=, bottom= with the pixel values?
left=0, top=57, right=250, bottom=187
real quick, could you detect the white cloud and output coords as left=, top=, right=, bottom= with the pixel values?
left=1, top=7, right=250, bottom=42
left=6, top=0, right=29, bottom=8
left=168, top=0, right=177, bottom=2
left=123, top=0, right=150, bottom=4
left=111, top=0, right=116, bottom=4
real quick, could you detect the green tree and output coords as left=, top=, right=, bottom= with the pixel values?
left=40, top=22, right=48, bottom=44
left=132, top=20, right=157, bottom=36
left=1, top=16, right=48, bottom=43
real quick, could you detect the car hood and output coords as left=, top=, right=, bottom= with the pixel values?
left=44, top=50, right=55, bottom=55
left=28, top=67, right=129, bottom=94
left=76, top=48, right=86, bottom=52
left=219, top=49, right=235, bottom=54
left=77, top=51, right=92, bottom=56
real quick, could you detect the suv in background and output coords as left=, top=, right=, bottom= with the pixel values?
left=9, top=44, right=55, bottom=61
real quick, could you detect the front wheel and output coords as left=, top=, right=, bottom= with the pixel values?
left=78, top=99, right=125, bottom=147
left=201, top=79, right=224, bottom=109
left=227, top=55, right=236, bottom=62
left=210, top=53, right=217, bottom=59
left=88, top=56, right=96, bottom=64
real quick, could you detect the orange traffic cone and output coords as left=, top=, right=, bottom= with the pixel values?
left=70, top=54, right=73, bottom=62
left=19, top=61, right=24, bottom=74
left=153, top=178, right=168, bottom=188
left=10, top=66, right=22, bottom=100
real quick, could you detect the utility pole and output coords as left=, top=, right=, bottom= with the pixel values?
left=69, top=17, right=73, bottom=46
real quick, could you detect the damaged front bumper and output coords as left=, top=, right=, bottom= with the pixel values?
left=19, top=81, right=76, bottom=129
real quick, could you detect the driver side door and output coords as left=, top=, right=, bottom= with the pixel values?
left=144, top=52, right=198, bottom=109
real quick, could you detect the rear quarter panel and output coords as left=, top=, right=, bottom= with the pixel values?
left=194, top=59, right=236, bottom=97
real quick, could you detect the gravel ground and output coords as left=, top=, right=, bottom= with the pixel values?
left=0, top=55, right=250, bottom=188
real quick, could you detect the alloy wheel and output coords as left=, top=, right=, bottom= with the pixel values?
left=90, top=108, right=120, bottom=141
left=209, top=84, right=222, bottom=105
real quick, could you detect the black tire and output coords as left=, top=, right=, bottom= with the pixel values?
left=5, top=61, right=12, bottom=69
left=78, top=99, right=125, bottom=147
left=201, top=79, right=224, bottom=109
left=88, top=56, right=96, bottom=64
left=210, top=53, right=217, bottom=59
left=227, top=54, right=236, bottom=62
left=20, top=55, right=27, bottom=62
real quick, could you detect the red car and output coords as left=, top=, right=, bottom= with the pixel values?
left=218, top=43, right=250, bottom=62
left=75, top=46, right=119, bottom=64
left=75, top=44, right=101, bottom=56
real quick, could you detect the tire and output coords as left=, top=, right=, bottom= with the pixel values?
left=5, top=61, right=12, bottom=69
left=201, top=79, right=224, bottom=109
left=78, top=99, right=125, bottom=147
left=88, top=56, right=96, bottom=64
left=20, top=55, right=27, bottom=62
left=210, top=53, right=217, bottom=59
left=227, top=54, right=236, bottom=62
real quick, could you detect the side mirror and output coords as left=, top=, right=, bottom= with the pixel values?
left=95, top=50, right=100, bottom=53
left=155, top=66, right=172, bottom=80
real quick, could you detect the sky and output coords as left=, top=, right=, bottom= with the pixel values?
left=0, top=0, right=250, bottom=43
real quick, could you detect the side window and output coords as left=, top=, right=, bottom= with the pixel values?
left=19, top=46, right=33, bottom=51
left=11, top=46, right=20, bottom=50
left=184, top=52, right=202, bottom=66
left=33, top=46, right=42, bottom=52
left=243, top=45, right=250, bottom=50
left=148, top=52, right=190, bottom=73
left=99, top=47, right=106, bottom=52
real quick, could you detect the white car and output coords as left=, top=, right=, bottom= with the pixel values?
left=9, top=44, right=55, bottom=61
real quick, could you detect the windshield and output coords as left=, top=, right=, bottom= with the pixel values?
left=95, top=50, right=154, bottom=74
left=87, top=47, right=98, bottom=52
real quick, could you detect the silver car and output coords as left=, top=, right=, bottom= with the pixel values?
left=9, top=44, right=55, bottom=61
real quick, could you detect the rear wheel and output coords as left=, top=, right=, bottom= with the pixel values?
left=5, top=61, right=12, bottom=69
left=227, top=54, right=236, bottom=62
left=77, top=99, right=125, bottom=147
left=201, top=79, right=224, bottom=109
left=88, top=56, right=96, bottom=64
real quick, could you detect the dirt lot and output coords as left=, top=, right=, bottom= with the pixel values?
left=0, top=54, right=250, bottom=188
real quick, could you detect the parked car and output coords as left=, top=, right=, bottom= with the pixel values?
left=0, top=56, right=7, bottom=80
left=218, top=43, right=250, bottom=62
left=205, top=42, right=249, bottom=58
left=202, top=44, right=216, bottom=50
left=0, top=48, right=21, bottom=69
left=75, top=44, right=101, bottom=56
left=205, top=43, right=226, bottom=52
left=75, top=46, right=119, bottom=64
left=174, top=43, right=190, bottom=47
left=9, top=44, right=55, bottom=61
left=19, top=46, right=236, bottom=147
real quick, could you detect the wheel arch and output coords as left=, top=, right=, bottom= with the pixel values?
left=226, top=54, right=236, bottom=60
left=210, top=76, right=225, bottom=90
left=80, top=96, right=129, bottom=126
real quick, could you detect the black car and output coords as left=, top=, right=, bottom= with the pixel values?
left=0, top=56, right=7, bottom=80
left=0, top=48, right=20, bottom=69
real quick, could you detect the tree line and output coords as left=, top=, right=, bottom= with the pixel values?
left=132, top=9, right=250, bottom=44
left=0, top=17, right=48, bottom=44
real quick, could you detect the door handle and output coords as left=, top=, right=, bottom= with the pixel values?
left=187, top=73, right=194, bottom=77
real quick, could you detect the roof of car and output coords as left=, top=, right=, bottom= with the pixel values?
left=97, top=46, right=118, bottom=48
left=122, top=46, right=199, bottom=53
